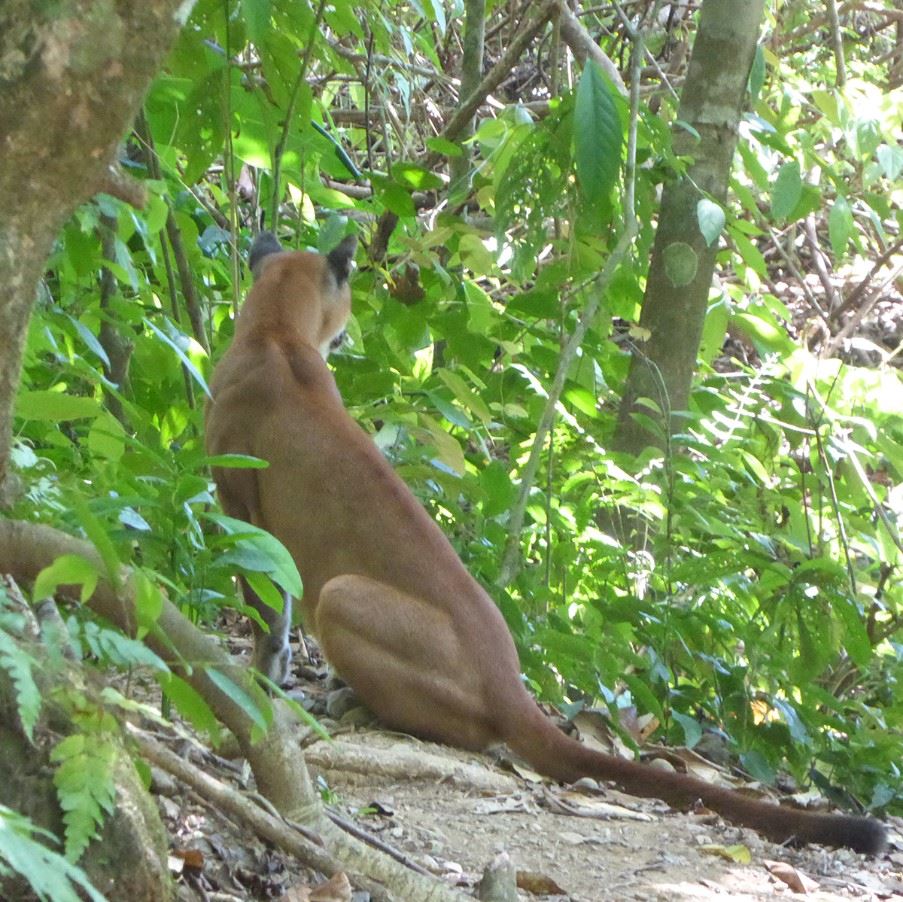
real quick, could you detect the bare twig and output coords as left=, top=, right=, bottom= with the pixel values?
left=823, top=261, right=903, bottom=358
left=129, top=726, right=340, bottom=872
left=767, top=226, right=831, bottom=326
left=371, top=0, right=558, bottom=261
left=164, top=212, right=209, bottom=353
left=98, top=215, right=133, bottom=425
left=329, top=42, right=457, bottom=84
left=803, top=216, right=842, bottom=311
left=449, top=0, right=487, bottom=196
left=432, top=0, right=559, bottom=155
left=98, top=162, right=148, bottom=209
left=556, top=0, right=627, bottom=95
left=497, top=23, right=642, bottom=586
left=827, top=0, right=848, bottom=85
left=270, top=0, right=329, bottom=229
left=326, top=810, right=433, bottom=877
left=832, top=235, right=903, bottom=318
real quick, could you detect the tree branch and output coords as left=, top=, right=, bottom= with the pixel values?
left=0, top=0, right=190, bottom=497
left=0, top=519, right=465, bottom=901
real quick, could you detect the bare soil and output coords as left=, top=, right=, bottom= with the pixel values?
left=156, top=643, right=903, bottom=902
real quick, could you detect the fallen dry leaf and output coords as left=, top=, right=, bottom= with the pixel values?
left=571, top=709, right=632, bottom=757
left=277, top=872, right=353, bottom=902
left=545, top=788, right=654, bottom=822
left=309, top=872, right=353, bottom=901
left=643, top=745, right=747, bottom=790
left=170, top=847, right=204, bottom=872
left=764, top=859, right=819, bottom=893
left=473, top=795, right=532, bottom=815
left=516, top=870, right=566, bottom=895
left=699, top=843, right=752, bottom=864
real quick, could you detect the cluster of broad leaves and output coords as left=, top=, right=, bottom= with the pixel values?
left=7, top=0, right=902, bottom=855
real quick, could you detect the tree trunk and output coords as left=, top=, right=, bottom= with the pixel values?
left=0, top=0, right=191, bottom=497
left=449, top=0, right=486, bottom=199
left=612, top=0, right=765, bottom=455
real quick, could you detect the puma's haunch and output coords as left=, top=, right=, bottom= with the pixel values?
left=205, top=234, right=886, bottom=856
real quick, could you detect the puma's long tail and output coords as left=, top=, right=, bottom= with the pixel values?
left=505, top=699, right=886, bottom=855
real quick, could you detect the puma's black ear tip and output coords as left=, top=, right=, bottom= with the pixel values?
left=249, top=232, right=283, bottom=278
left=326, top=234, right=357, bottom=284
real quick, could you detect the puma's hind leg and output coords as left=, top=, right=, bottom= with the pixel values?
left=315, top=574, right=496, bottom=750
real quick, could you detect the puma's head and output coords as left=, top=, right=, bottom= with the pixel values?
left=246, top=232, right=357, bottom=357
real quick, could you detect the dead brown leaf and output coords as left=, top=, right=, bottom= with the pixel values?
left=171, top=847, right=205, bottom=872
left=516, top=870, right=566, bottom=895
left=545, top=787, right=654, bottom=822
left=277, top=872, right=353, bottom=902
left=764, top=859, right=819, bottom=893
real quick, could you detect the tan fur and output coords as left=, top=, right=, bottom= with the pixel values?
left=205, top=235, right=885, bottom=855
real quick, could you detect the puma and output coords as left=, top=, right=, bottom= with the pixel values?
left=205, top=233, right=886, bottom=855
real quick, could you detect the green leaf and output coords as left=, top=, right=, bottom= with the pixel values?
left=748, top=43, right=765, bottom=102
left=770, top=161, right=802, bottom=220
left=371, top=175, right=416, bottom=218
left=69, top=497, right=122, bottom=593
left=876, top=144, right=903, bottom=182
left=143, top=317, right=211, bottom=398
left=699, top=295, right=729, bottom=364
left=671, top=710, right=702, bottom=749
left=731, top=311, right=794, bottom=355
left=480, top=460, right=516, bottom=518
left=731, top=232, right=768, bottom=278
left=243, top=571, right=287, bottom=615
left=828, top=196, right=854, bottom=259
left=33, top=555, right=99, bottom=605
left=435, top=368, right=492, bottom=425
left=623, top=673, right=664, bottom=722
left=205, top=454, right=270, bottom=469
left=15, top=391, right=100, bottom=422
left=426, top=136, right=464, bottom=157
left=158, top=674, right=221, bottom=740
left=67, top=317, right=110, bottom=368
left=206, top=668, right=270, bottom=734
left=87, top=413, right=126, bottom=462
left=205, top=513, right=302, bottom=597
left=132, top=570, right=164, bottom=637
left=241, top=0, right=271, bottom=44
left=574, top=60, right=623, bottom=212
left=393, top=162, right=444, bottom=190
left=696, top=199, right=725, bottom=247
left=834, top=597, right=872, bottom=667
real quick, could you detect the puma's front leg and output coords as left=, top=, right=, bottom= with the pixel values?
left=315, top=574, right=497, bottom=750
left=239, top=575, right=293, bottom=685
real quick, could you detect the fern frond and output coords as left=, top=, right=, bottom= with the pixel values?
left=50, top=733, right=118, bottom=861
left=0, top=629, right=42, bottom=741
left=0, top=805, right=104, bottom=901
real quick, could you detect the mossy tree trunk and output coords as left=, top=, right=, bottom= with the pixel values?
left=612, top=0, right=766, bottom=455
left=0, top=0, right=192, bottom=500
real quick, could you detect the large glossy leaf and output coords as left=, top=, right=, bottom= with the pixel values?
left=574, top=61, right=623, bottom=213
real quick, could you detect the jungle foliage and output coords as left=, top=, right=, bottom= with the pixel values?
left=2, top=0, right=902, bottom=887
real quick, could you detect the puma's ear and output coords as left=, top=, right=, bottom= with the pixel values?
left=326, top=234, right=357, bottom=285
left=249, top=232, right=283, bottom=279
